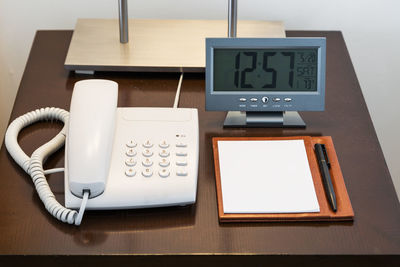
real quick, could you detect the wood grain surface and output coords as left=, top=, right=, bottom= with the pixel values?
left=0, top=30, right=399, bottom=266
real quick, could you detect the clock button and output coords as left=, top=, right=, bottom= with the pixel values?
left=239, top=98, right=247, bottom=102
left=250, top=98, right=258, bottom=102
left=273, top=97, right=281, bottom=102
left=284, top=98, right=292, bottom=102
left=261, top=97, right=269, bottom=103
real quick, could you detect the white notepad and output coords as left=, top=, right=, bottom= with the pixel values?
left=217, top=140, right=320, bottom=213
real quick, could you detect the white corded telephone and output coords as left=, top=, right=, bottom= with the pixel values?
left=5, top=78, right=199, bottom=226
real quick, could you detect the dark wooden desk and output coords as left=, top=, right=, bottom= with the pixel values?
left=0, top=31, right=399, bottom=266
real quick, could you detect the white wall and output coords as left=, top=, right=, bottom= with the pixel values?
left=1, top=0, right=399, bottom=200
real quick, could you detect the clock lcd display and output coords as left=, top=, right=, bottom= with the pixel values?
left=213, top=48, right=318, bottom=92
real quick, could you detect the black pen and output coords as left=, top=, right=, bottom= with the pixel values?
left=314, top=143, right=337, bottom=212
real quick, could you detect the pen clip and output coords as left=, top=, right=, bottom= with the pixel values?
left=321, top=144, right=331, bottom=168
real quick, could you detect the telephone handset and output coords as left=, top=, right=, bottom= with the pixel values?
left=67, top=80, right=118, bottom=199
left=5, top=79, right=199, bottom=225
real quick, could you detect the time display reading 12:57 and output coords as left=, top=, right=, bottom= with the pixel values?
left=213, top=48, right=318, bottom=92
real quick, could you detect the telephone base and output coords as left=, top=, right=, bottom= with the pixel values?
left=65, top=107, right=199, bottom=210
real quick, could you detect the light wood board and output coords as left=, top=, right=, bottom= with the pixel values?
left=64, top=18, right=285, bottom=72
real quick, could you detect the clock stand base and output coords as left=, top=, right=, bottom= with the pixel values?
left=223, top=111, right=306, bottom=128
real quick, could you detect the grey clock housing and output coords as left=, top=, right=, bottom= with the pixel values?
left=206, top=38, right=326, bottom=113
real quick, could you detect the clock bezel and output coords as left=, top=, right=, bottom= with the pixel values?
left=205, top=37, right=326, bottom=112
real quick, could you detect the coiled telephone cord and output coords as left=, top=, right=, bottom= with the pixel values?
left=5, top=107, right=88, bottom=225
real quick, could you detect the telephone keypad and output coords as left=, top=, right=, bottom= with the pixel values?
left=124, top=139, right=189, bottom=178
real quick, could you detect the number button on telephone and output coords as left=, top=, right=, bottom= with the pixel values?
left=159, top=158, right=170, bottom=167
left=126, top=140, right=137, bottom=148
left=159, top=168, right=170, bottom=178
left=142, top=158, right=153, bottom=167
left=126, top=148, right=137, bottom=157
left=142, top=168, right=153, bottom=177
left=125, top=158, right=137, bottom=167
left=125, top=168, right=136, bottom=177
left=142, top=149, right=153, bottom=157
left=159, top=141, right=169, bottom=148
left=159, top=149, right=170, bottom=157
left=143, top=140, right=153, bottom=148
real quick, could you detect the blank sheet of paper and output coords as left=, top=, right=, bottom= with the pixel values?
left=217, top=140, right=320, bottom=213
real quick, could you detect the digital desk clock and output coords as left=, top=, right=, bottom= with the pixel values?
left=205, top=38, right=326, bottom=127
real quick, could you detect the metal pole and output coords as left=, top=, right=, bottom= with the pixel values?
left=228, top=0, right=237, bottom=37
left=118, top=0, right=129, bottom=43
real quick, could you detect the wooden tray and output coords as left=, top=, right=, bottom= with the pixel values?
left=212, top=136, right=354, bottom=222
